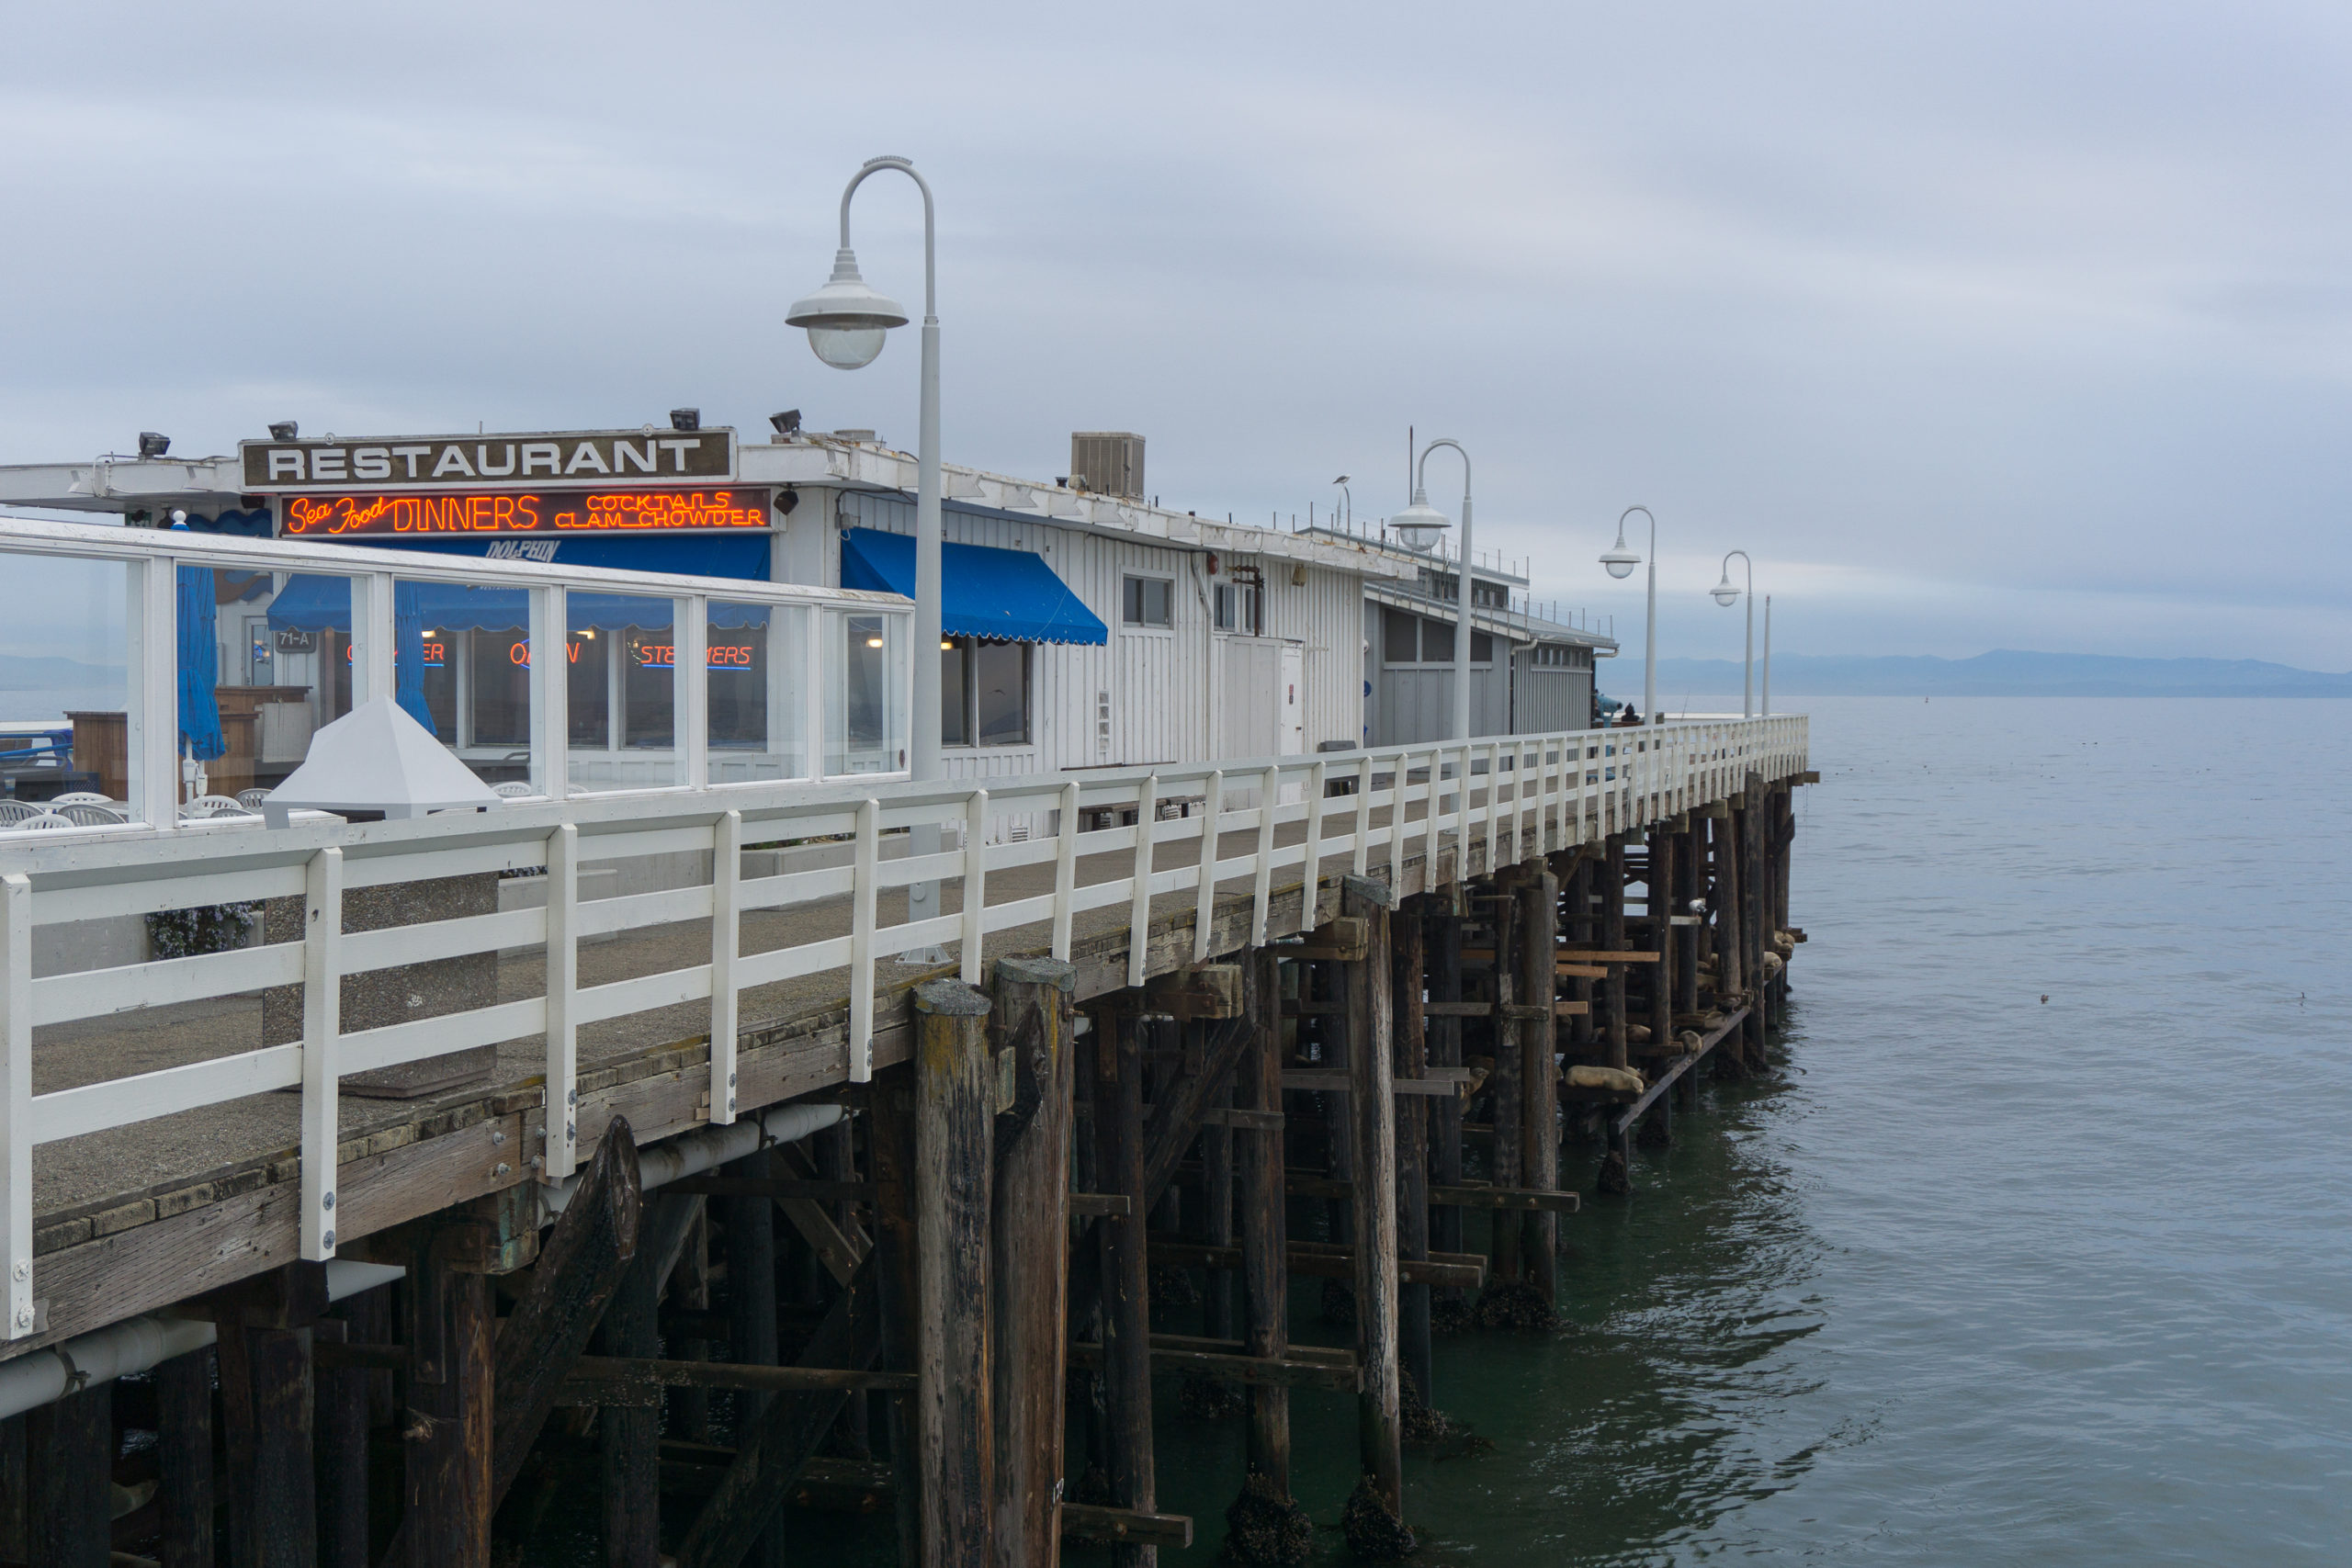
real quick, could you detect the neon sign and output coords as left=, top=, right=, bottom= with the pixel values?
left=633, top=642, right=759, bottom=670
left=281, top=489, right=772, bottom=537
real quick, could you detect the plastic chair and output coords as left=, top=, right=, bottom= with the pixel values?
left=14, top=814, right=74, bottom=830
left=0, top=800, right=40, bottom=825
left=491, top=782, right=537, bottom=799
left=51, top=792, right=111, bottom=807
left=186, top=795, right=254, bottom=818
left=236, top=789, right=271, bottom=809
left=59, top=803, right=126, bottom=827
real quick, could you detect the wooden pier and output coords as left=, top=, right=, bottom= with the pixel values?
left=0, top=716, right=1808, bottom=1565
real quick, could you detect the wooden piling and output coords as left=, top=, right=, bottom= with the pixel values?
left=1517, top=870, right=1561, bottom=1302
left=1487, top=886, right=1523, bottom=1286
left=1743, top=773, right=1769, bottom=1057
left=866, top=1063, right=923, bottom=1568
left=26, top=1383, right=110, bottom=1567
left=1236, top=949, right=1293, bottom=1495
left=721, top=1145, right=782, bottom=1568
left=1393, top=906, right=1433, bottom=1410
left=1426, top=911, right=1464, bottom=1259
left=408, top=1229, right=494, bottom=1568
left=312, top=1317, right=368, bottom=1568
left=1674, top=818, right=1701, bottom=1018
left=913, top=978, right=996, bottom=1568
left=1098, top=1012, right=1157, bottom=1568
left=1601, top=837, right=1629, bottom=1073
left=989, top=956, right=1075, bottom=1568
left=602, top=1193, right=701, bottom=1568
left=1341, top=876, right=1404, bottom=1519
left=1647, top=827, right=1676, bottom=1056
left=156, top=1347, right=215, bottom=1568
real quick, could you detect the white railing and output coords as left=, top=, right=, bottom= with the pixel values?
left=0, top=713, right=1805, bottom=1339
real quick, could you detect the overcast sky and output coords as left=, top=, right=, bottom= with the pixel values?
left=4, top=1, right=2348, bottom=670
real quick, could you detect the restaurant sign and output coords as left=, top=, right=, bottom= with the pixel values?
left=241, top=428, right=737, bottom=491
left=280, top=489, right=773, bottom=538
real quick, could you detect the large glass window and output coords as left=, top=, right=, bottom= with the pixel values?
left=940, top=637, right=1032, bottom=748
left=707, top=603, right=806, bottom=784
left=1471, top=631, right=1494, bottom=664
left=974, top=641, right=1030, bottom=746
left=622, top=629, right=674, bottom=748
left=1122, top=576, right=1172, bottom=627
left=1382, top=607, right=1419, bottom=663
left=568, top=629, right=608, bottom=747
left=827, top=610, right=906, bottom=774
left=469, top=627, right=530, bottom=745
left=1214, top=581, right=1261, bottom=633
left=1420, top=616, right=1455, bottom=663
left=941, top=637, right=969, bottom=747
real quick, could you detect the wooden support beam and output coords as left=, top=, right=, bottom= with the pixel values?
left=601, top=1192, right=700, bottom=1568
left=1488, top=884, right=1523, bottom=1287
left=25, top=1384, right=110, bottom=1568
left=311, top=1319, right=368, bottom=1568
left=1554, top=950, right=1660, bottom=963
left=486, top=1116, right=641, bottom=1508
left=562, top=1357, right=916, bottom=1401
left=1342, top=877, right=1403, bottom=1522
left=210, top=1269, right=319, bottom=1568
left=1136, top=1015, right=1255, bottom=1213
left=913, top=979, right=996, bottom=1568
left=407, top=1226, right=494, bottom=1568
left=1060, top=1505, right=1193, bottom=1551
left=660, top=1177, right=866, bottom=1202
left=1236, top=950, right=1291, bottom=1496
left=866, top=1066, right=922, bottom=1568
left=1393, top=908, right=1432, bottom=1414
left=1520, top=870, right=1562, bottom=1303
left=1067, top=1342, right=1361, bottom=1393
left=155, top=1347, right=214, bottom=1568
left=1099, top=1012, right=1157, bottom=1568
left=1427, top=912, right=1464, bottom=1259
left=673, top=1256, right=886, bottom=1568
left=1602, top=837, right=1630, bottom=1075
left=989, top=955, right=1076, bottom=1568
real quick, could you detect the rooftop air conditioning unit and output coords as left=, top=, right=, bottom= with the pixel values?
left=1069, top=432, right=1145, bottom=501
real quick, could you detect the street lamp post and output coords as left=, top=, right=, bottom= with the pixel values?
left=1599, top=505, right=1657, bottom=723
left=1711, top=550, right=1756, bottom=719
left=1387, top=440, right=1474, bottom=740
left=788, top=154, right=950, bottom=956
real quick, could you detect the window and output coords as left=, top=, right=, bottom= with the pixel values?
left=469, top=626, right=530, bottom=745
left=1382, top=607, right=1419, bottom=662
left=1471, top=631, right=1494, bottom=664
left=1122, top=575, right=1172, bottom=627
left=1420, top=617, right=1455, bottom=663
left=942, top=637, right=1032, bottom=747
left=1213, top=581, right=1261, bottom=633
left=1532, top=643, right=1588, bottom=670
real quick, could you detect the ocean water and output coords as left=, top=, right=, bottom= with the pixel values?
left=1145, top=695, right=2352, bottom=1564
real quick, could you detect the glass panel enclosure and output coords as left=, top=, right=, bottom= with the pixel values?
left=826, top=609, right=907, bottom=776
left=571, top=592, right=673, bottom=793
left=707, top=602, right=806, bottom=784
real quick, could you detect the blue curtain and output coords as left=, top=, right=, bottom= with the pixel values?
left=393, top=581, right=435, bottom=731
left=175, top=565, right=226, bottom=761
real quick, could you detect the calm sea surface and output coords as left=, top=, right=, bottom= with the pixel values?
left=1143, top=695, right=2352, bottom=1564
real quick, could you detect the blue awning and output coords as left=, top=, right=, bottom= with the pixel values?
left=837, top=527, right=1106, bottom=645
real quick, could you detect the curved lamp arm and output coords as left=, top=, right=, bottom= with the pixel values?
left=1719, top=548, right=1752, bottom=598
left=839, top=155, right=937, bottom=320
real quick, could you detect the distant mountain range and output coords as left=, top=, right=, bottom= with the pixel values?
left=0, top=652, right=124, bottom=721
left=1611, top=649, right=2352, bottom=699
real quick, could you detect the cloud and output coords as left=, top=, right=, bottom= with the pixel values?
left=3, top=0, right=2349, bottom=667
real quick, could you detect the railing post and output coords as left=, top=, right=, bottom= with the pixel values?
left=1388, top=753, right=1408, bottom=894
left=1193, top=769, right=1226, bottom=964
left=125, top=557, right=179, bottom=826
left=543, top=823, right=580, bottom=1179
left=1250, top=765, right=1279, bottom=947
left=850, top=797, right=880, bottom=1081
left=1052, top=780, right=1080, bottom=962
left=960, top=791, right=989, bottom=985
left=528, top=585, right=569, bottom=799
left=1484, top=740, right=1501, bottom=876
left=1351, top=753, right=1373, bottom=879
left=351, top=571, right=394, bottom=706
left=1126, top=773, right=1158, bottom=988
left=300, top=846, right=345, bottom=1260
left=676, top=594, right=709, bottom=787
left=710, top=809, right=742, bottom=1122
left=1420, top=750, right=1442, bottom=892
left=1303, top=759, right=1329, bottom=915
left=1, top=874, right=31, bottom=1338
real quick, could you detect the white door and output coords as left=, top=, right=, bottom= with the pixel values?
left=1278, top=644, right=1306, bottom=802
